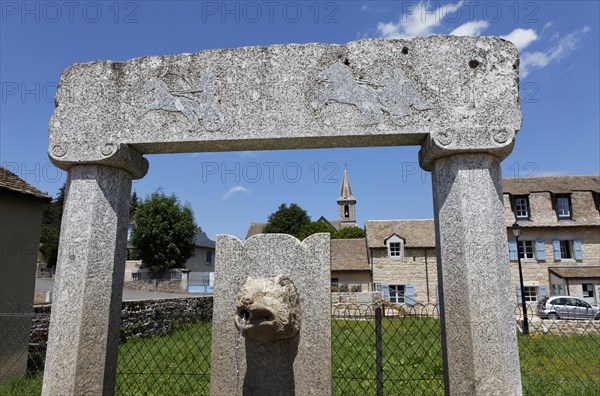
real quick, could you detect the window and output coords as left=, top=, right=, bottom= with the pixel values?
left=390, top=243, right=401, bottom=257
left=517, top=241, right=535, bottom=259
left=206, top=251, right=213, bottom=265
left=344, top=205, right=349, bottom=218
left=389, top=285, right=405, bottom=304
left=555, top=195, right=572, bottom=219
left=553, top=239, right=582, bottom=261
left=583, top=284, right=594, bottom=298
left=523, top=286, right=538, bottom=302
left=385, top=234, right=404, bottom=258
left=514, top=196, right=530, bottom=219
left=559, top=240, right=572, bottom=259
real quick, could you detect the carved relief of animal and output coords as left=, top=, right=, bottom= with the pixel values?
left=315, top=62, right=383, bottom=125
left=141, top=72, right=224, bottom=132
left=314, top=62, right=432, bottom=126
left=235, top=275, right=301, bottom=343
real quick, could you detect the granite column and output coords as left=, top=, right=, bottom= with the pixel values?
left=420, top=130, right=522, bottom=396
left=41, top=162, right=144, bottom=395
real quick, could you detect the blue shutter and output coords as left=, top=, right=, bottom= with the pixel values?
left=508, top=240, right=517, bottom=261
left=552, top=240, right=561, bottom=260
left=574, top=240, right=583, bottom=260
left=405, top=284, right=415, bottom=305
left=516, top=286, right=522, bottom=304
left=539, top=285, right=548, bottom=299
left=536, top=240, right=546, bottom=260
left=381, top=284, right=390, bottom=301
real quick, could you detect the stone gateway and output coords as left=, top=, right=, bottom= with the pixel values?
left=43, top=37, right=523, bottom=396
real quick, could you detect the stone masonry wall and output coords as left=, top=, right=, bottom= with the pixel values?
left=29, top=297, right=213, bottom=368
left=372, top=247, right=439, bottom=304
left=123, top=279, right=187, bottom=294
left=503, top=191, right=600, bottom=227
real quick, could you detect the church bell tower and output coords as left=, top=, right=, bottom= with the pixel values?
left=337, top=169, right=356, bottom=228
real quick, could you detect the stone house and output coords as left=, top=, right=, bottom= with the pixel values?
left=0, top=166, right=51, bottom=381
left=247, top=171, right=600, bottom=306
left=503, top=175, right=600, bottom=305
left=330, top=238, right=371, bottom=290
left=185, top=230, right=216, bottom=272
left=369, top=175, right=600, bottom=306
left=366, top=219, right=437, bottom=304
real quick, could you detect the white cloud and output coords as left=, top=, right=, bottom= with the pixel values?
left=377, top=1, right=464, bottom=39
left=520, top=26, right=590, bottom=78
left=360, top=2, right=389, bottom=13
left=222, top=186, right=251, bottom=200
left=450, top=20, right=489, bottom=37
left=501, top=28, right=539, bottom=50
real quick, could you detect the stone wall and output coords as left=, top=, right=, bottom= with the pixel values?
left=504, top=191, right=600, bottom=227
left=530, top=319, right=600, bottom=335
left=29, top=297, right=213, bottom=369
left=508, top=226, right=600, bottom=302
left=331, top=291, right=382, bottom=305
left=123, top=279, right=187, bottom=294
left=372, top=247, right=439, bottom=304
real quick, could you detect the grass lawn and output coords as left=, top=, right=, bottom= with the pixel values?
left=1, top=319, right=599, bottom=395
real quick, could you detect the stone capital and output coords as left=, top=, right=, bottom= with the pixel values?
left=418, top=127, right=516, bottom=171
left=49, top=142, right=149, bottom=179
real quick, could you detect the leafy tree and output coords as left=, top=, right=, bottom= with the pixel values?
left=333, top=226, right=366, bottom=239
left=296, top=221, right=334, bottom=240
left=130, top=191, right=140, bottom=216
left=39, top=183, right=66, bottom=267
left=131, top=190, right=197, bottom=273
left=263, top=203, right=311, bottom=236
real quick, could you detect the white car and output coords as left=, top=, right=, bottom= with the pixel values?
left=537, top=296, right=600, bottom=320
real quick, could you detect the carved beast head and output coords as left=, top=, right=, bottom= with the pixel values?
left=235, top=275, right=301, bottom=343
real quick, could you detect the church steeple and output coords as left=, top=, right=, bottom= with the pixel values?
left=337, top=169, right=356, bottom=227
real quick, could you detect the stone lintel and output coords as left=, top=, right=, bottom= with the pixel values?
left=49, top=143, right=149, bottom=180
left=49, top=37, right=521, bottom=159
left=418, top=127, right=515, bottom=171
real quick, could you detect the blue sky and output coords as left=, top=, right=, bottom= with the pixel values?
left=1, top=1, right=599, bottom=239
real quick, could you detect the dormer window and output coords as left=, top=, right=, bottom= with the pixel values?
left=385, top=234, right=404, bottom=259
left=555, top=195, right=572, bottom=219
left=390, top=242, right=401, bottom=256
left=513, top=196, right=530, bottom=219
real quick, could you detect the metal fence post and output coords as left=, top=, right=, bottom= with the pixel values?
left=375, top=305, right=383, bottom=396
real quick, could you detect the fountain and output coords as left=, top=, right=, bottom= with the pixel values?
left=210, top=233, right=331, bottom=395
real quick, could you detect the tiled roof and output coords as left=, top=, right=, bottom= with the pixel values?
left=365, top=219, right=435, bottom=248
left=549, top=266, right=600, bottom=279
left=192, top=231, right=215, bottom=248
left=503, top=175, right=600, bottom=195
left=245, top=223, right=267, bottom=239
left=330, top=238, right=369, bottom=271
left=0, top=166, right=51, bottom=200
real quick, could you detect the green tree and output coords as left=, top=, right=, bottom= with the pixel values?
left=263, top=203, right=311, bottom=236
left=296, top=221, right=334, bottom=240
left=39, top=183, right=66, bottom=267
left=130, top=191, right=140, bottom=215
left=332, top=226, right=366, bottom=239
left=131, top=190, right=197, bottom=273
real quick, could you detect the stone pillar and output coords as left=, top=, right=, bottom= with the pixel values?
left=420, top=130, right=522, bottom=396
left=210, top=233, right=331, bottom=396
left=41, top=163, right=144, bottom=396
